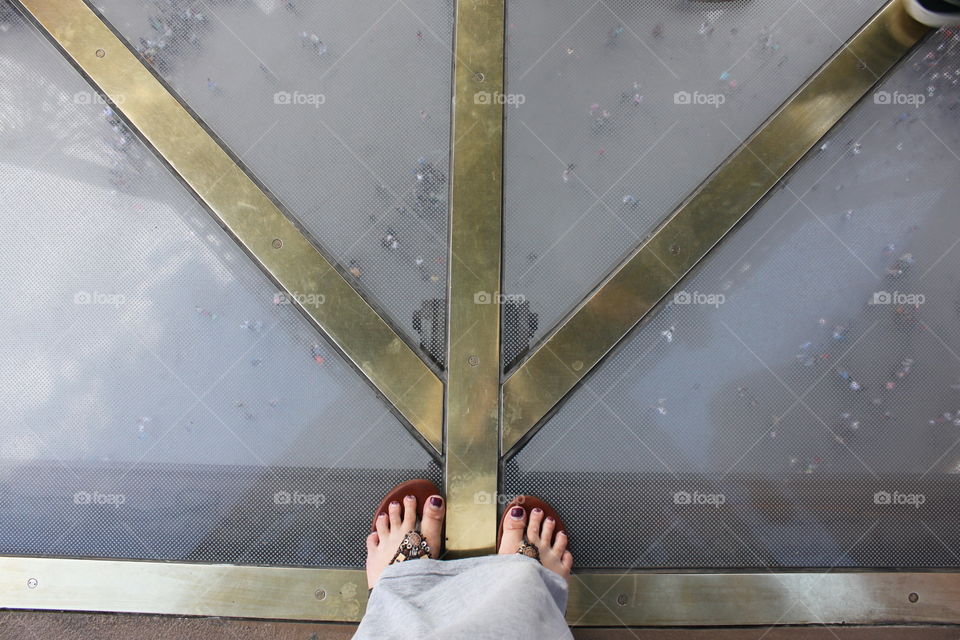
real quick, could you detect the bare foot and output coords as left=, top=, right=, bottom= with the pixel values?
left=365, top=494, right=445, bottom=589
left=498, top=505, right=573, bottom=581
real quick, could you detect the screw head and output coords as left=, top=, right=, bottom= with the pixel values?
left=315, top=588, right=326, bottom=600
left=27, top=578, right=38, bottom=589
left=95, top=49, right=105, bottom=58
left=669, top=243, right=681, bottom=255
left=473, top=72, right=485, bottom=82
left=908, top=592, right=919, bottom=603
left=272, top=238, right=283, bottom=249
left=467, top=355, right=480, bottom=367
left=616, top=593, right=628, bottom=606
left=571, top=360, right=583, bottom=372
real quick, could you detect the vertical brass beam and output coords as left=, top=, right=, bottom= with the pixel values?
left=445, top=0, right=505, bottom=556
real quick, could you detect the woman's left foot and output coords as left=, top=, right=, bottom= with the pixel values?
left=365, top=493, right=445, bottom=589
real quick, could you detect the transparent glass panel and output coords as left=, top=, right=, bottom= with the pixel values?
left=94, top=0, right=453, bottom=367
left=504, top=29, right=960, bottom=569
left=502, top=0, right=888, bottom=369
left=0, top=9, right=439, bottom=568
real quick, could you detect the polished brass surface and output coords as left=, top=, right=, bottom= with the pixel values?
left=14, top=0, right=444, bottom=453
left=501, top=0, right=929, bottom=452
left=444, top=0, right=504, bottom=556
left=567, top=572, right=960, bottom=626
left=0, top=557, right=367, bottom=621
left=4, top=558, right=960, bottom=626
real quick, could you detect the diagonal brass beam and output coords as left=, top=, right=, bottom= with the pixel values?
left=501, top=0, right=928, bottom=453
left=444, top=0, right=505, bottom=555
left=16, top=0, right=444, bottom=453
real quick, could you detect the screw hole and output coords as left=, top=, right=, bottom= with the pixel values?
left=473, top=72, right=485, bottom=82
left=95, top=49, right=105, bottom=58
left=27, top=578, right=38, bottom=589
left=908, top=592, right=919, bottom=603
left=272, top=238, right=283, bottom=249
left=315, top=588, right=327, bottom=600
left=616, top=593, right=628, bottom=606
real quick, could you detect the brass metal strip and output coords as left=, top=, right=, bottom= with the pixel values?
left=4, top=557, right=960, bottom=626
left=567, top=571, right=960, bottom=626
left=0, top=557, right=367, bottom=622
left=501, top=0, right=929, bottom=453
left=14, top=0, right=444, bottom=453
left=444, top=0, right=505, bottom=556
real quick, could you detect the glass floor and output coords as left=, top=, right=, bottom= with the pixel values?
left=0, top=5, right=440, bottom=567
left=2, top=0, right=959, bottom=578
left=505, top=27, right=960, bottom=569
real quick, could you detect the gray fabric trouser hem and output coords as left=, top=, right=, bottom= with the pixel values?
left=353, top=554, right=573, bottom=640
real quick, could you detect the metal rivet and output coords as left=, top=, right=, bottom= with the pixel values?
left=908, top=592, right=919, bottom=603
left=669, top=244, right=681, bottom=255
left=27, top=578, right=38, bottom=589
left=467, top=355, right=479, bottom=367
left=95, top=49, right=105, bottom=58
left=315, top=588, right=326, bottom=600
left=616, top=593, right=628, bottom=606
left=571, top=360, right=583, bottom=371
left=473, top=72, right=485, bottom=82
left=272, top=238, right=283, bottom=249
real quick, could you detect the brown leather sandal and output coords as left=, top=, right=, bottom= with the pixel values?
left=371, top=478, right=441, bottom=565
left=497, top=494, right=566, bottom=561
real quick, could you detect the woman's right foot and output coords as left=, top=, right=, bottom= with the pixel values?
left=498, top=505, right=573, bottom=581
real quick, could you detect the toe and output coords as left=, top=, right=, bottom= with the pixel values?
left=562, top=551, right=574, bottom=572
left=498, top=505, right=526, bottom=554
left=375, top=512, right=389, bottom=538
left=401, top=494, right=417, bottom=530
left=527, top=507, right=544, bottom=545
left=539, top=514, right=556, bottom=547
left=420, top=495, right=445, bottom=558
left=388, top=500, right=402, bottom=529
left=552, top=529, right=568, bottom=554
left=365, top=531, right=379, bottom=555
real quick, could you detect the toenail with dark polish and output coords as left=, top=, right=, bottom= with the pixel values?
left=510, top=507, right=524, bottom=518
left=390, top=501, right=400, bottom=506
left=405, top=494, right=415, bottom=501
left=378, top=512, right=386, bottom=518
left=533, top=508, right=543, bottom=513
left=430, top=496, right=443, bottom=507
left=546, top=516, right=555, bottom=522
